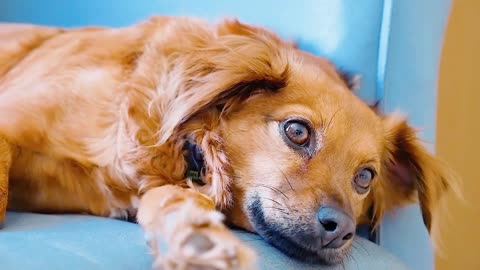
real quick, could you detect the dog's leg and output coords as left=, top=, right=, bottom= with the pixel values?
left=0, top=136, right=13, bottom=228
left=137, top=185, right=256, bottom=270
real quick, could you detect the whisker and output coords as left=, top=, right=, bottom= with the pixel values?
left=262, top=206, right=290, bottom=215
left=254, top=184, right=289, bottom=200
left=258, top=196, right=283, bottom=206
left=341, top=259, right=347, bottom=270
left=326, top=108, right=341, bottom=132
left=351, top=251, right=360, bottom=270
left=348, top=245, right=360, bottom=269
left=278, top=167, right=295, bottom=193
left=320, top=112, right=326, bottom=129
left=261, top=205, right=288, bottom=211
left=352, top=240, right=369, bottom=255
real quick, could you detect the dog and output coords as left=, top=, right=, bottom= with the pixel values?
left=0, top=16, right=456, bottom=269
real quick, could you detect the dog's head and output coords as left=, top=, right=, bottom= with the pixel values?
left=157, top=19, right=456, bottom=265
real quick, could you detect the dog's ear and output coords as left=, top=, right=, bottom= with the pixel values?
left=158, top=19, right=289, bottom=143
left=371, top=114, right=459, bottom=234
left=336, top=70, right=361, bottom=92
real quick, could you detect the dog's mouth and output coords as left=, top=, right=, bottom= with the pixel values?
left=247, top=196, right=351, bottom=265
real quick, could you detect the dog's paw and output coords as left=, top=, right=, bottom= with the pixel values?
left=156, top=226, right=254, bottom=270
left=144, top=203, right=256, bottom=270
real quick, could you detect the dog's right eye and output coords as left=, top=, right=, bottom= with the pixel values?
left=281, top=120, right=311, bottom=146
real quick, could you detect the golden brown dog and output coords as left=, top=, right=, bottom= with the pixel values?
left=0, top=16, right=456, bottom=269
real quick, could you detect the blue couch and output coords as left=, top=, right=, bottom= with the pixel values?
left=0, top=0, right=451, bottom=269
left=2, top=212, right=410, bottom=270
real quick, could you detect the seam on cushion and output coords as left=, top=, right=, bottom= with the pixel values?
left=376, top=0, right=393, bottom=111
left=374, top=0, right=393, bottom=247
left=7, top=233, right=104, bottom=267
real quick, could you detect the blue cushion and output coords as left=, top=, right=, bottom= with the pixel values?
left=0, top=212, right=409, bottom=270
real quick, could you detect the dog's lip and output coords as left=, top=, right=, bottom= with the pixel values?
left=247, top=196, right=350, bottom=264
left=250, top=213, right=350, bottom=265
left=257, top=225, right=324, bottom=261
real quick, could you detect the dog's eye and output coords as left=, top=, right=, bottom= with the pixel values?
left=283, top=121, right=310, bottom=146
left=353, top=168, right=375, bottom=194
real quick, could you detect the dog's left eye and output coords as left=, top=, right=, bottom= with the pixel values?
left=283, top=121, right=310, bottom=146
left=353, top=168, right=375, bottom=194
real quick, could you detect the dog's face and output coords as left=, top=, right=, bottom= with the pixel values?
left=219, top=68, right=382, bottom=263
left=160, top=19, right=455, bottom=265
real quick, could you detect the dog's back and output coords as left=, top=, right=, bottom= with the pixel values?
left=0, top=24, right=62, bottom=79
left=0, top=20, right=154, bottom=216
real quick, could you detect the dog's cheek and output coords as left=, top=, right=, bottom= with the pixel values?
left=223, top=186, right=255, bottom=231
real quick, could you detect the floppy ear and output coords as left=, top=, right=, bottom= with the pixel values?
left=336, top=69, right=361, bottom=92
left=186, top=128, right=234, bottom=209
left=371, top=115, right=458, bottom=234
left=157, top=19, right=289, bottom=143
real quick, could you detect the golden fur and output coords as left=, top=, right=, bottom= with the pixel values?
left=0, top=16, right=456, bottom=268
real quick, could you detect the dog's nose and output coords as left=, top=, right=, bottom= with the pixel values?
left=317, top=206, right=355, bottom=249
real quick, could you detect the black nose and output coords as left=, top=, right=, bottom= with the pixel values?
left=317, top=206, right=355, bottom=249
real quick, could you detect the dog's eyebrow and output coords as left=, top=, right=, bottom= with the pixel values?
left=358, top=158, right=380, bottom=168
left=267, top=104, right=316, bottom=123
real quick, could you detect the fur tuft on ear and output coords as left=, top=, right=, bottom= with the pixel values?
left=336, top=70, right=361, bottom=92
left=156, top=19, right=290, bottom=144
left=187, top=128, right=234, bottom=210
left=371, top=114, right=460, bottom=238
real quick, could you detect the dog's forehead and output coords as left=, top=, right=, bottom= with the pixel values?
left=291, top=49, right=347, bottom=87
left=283, top=63, right=380, bottom=127
left=277, top=59, right=384, bottom=150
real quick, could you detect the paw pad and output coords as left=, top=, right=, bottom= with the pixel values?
left=182, top=232, right=214, bottom=255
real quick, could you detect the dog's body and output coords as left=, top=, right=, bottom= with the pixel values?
left=0, top=17, right=455, bottom=269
